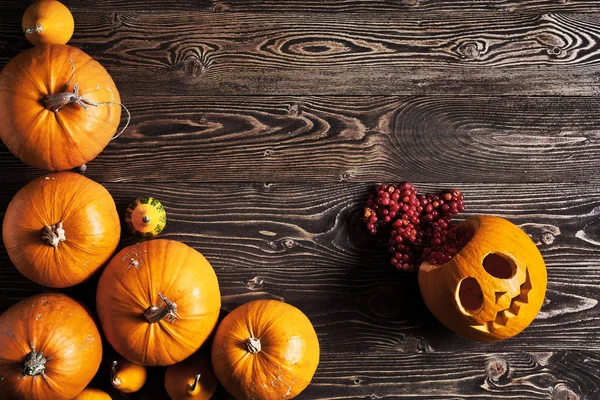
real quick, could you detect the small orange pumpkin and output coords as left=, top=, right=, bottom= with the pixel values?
left=111, top=359, right=147, bottom=393
left=164, top=352, right=217, bottom=400
left=125, top=196, right=167, bottom=237
left=22, top=0, right=74, bottom=45
left=211, top=300, right=320, bottom=400
left=2, top=172, right=120, bottom=288
left=0, top=44, right=122, bottom=171
left=96, top=239, right=221, bottom=366
left=73, top=388, right=112, bottom=400
left=0, top=293, right=103, bottom=400
left=419, top=215, right=547, bottom=342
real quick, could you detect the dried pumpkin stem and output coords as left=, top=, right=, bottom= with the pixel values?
left=23, top=24, right=43, bottom=35
left=111, top=360, right=121, bottom=387
left=22, top=349, right=48, bottom=377
left=42, top=222, right=66, bottom=247
left=188, top=374, right=202, bottom=393
left=143, top=292, right=179, bottom=323
left=246, top=337, right=262, bottom=354
left=43, top=83, right=131, bottom=140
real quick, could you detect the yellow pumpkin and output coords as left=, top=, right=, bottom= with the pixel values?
left=111, top=359, right=147, bottom=393
left=22, top=0, right=74, bottom=45
left=418, top=215, right=547, bottom=342
left=211, top=300, right=319, bottom=400
left=125, top=196, right=167, bottom=237
left=2, top=172, right=120, bottom=288
left=96, top=239, right=221, bottom=366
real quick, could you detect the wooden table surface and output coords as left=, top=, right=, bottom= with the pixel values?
left=1, top=1, right=600, bottom=399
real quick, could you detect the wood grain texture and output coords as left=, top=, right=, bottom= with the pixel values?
left=3, top=0, right=600, bottom=14
left=0, top=95, right=599, bottom=184
left=80, top=350, right=600, bottom=399
left=3, top=12, right=600, bottom=95
left=1, top=182, right=599, bottom=353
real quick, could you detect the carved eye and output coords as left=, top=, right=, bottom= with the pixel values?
left=456, top=277, right=484, bottom=316
left=483, top=253, right=517, bottom=279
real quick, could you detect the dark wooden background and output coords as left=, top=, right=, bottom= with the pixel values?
left=1, top=0, right=600, bottom=399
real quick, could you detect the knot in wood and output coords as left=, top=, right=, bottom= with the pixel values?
left=458, top=41, right=483, bottom=60
left=486, top=358, right=509, bottom=383
left=552, top=383, right=580, bottom=400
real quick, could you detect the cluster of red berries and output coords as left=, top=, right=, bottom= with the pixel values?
left=362, top=183, right=467, bottom=271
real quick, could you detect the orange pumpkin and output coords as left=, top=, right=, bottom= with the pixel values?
left=419, top=215, right=547, bottom=342
left=0, top=44, right=122, bottom=171
left=211, top=300, right=320, bottom=400
left=96, top=239, right=221, bottom=366
left=164, top=352, right=217, bottom=400
left=0, top=293, right=103, bottom=400
left=22, top=0, right=74, bottom=45
left=2, top=172, right=120, bottom=288
left=111, top=359, right=147, bottom=393
left=73, top=388, right=112, bottom=400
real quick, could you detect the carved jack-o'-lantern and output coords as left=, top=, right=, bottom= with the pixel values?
left=419, top=215, right=547, bottom=342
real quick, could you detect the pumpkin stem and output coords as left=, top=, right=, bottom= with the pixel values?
left=188, top=374, right=202, bottom=394
left=23, top=24, right=43, bottom=35
left=111, top=360, right=121, bottom=387
left=142, top=216, right=151, bottom=224
left=246, top=337, right=262, bottom=354
left=42, top=222, right=66, bottom=247
left=143, top=292, right=179, bottom=323
left=22, top=349, right=48, bottom=377
left=44, top=83, right=100, bottom=113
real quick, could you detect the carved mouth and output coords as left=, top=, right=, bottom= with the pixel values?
left=472, top=268, right=532, bottom=333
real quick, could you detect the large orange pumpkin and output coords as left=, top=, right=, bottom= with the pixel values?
left=2, top=172, right=120, bottom=288
left=0, top=44, right=121, bottom=171
left=211, top=300, right=320, bottom=400
left=96, top=239, right=221, bottom=366
left=0, top=293, right=103, bottom=400
left=164, top=352, right=218, bottom=400
left=22, top=0, right=74, bottom=45
left=419, top=215, right=547, bottom=342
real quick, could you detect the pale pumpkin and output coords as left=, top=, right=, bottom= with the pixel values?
left=419, top=215, right=547, bottom=342
left=0, top=293, right=103, bottom=400
left=73, top=388, right=112, bottom=400
left=111, top=359, right=147, bottom=393
left=164, top=352, right=217, bottom=400
left=2, top=172, right=120, bottom=288
left=22, top=0, right=74, bottom=45
left=0, top=44, right=121, bottom=171
left=96, top=239, right=221, bottom=366
left=125, top=196, right=167, bottom=237
left=211, top=300, right=320, bottom=400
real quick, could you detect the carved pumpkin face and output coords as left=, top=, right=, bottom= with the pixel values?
left=419, top=216, right=547, bottom=342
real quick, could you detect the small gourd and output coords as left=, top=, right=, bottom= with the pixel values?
left=22, top=0, right=74, bottom=45
left=165, top=352, right=217, bottom=400
left=111, top=359, right=147, bottom=393
left=125, top=196, right=167, bottom=237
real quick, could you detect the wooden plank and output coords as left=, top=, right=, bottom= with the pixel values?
left=82, top=350, right=600, bottom=399
left=1, top=182, right=599, bottom=352
left=1, top=95, right=598, bottom=184
left=3, top=12, right=600, bottom=95
left=3, top=0, right=600, bottom=14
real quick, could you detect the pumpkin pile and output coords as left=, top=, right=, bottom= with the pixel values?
left=0, top=2, right=321, bottom=399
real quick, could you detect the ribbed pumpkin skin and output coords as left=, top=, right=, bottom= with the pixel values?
left=164, top=352, right=217, bottom=400
left=2, top=172, right=121, bottom=288
left=22, top=0, right=74, bottom=45
left=0, top=44, right=121, bottom=171
left=418, top=215, right=547, bottom=342
left=0, top=293, right=103, bottom=400
left=73, top=388, right=112, bottom=400
left=211, top=300, right=320, bottom=400
left=96, top=239, right=221, bottom=366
